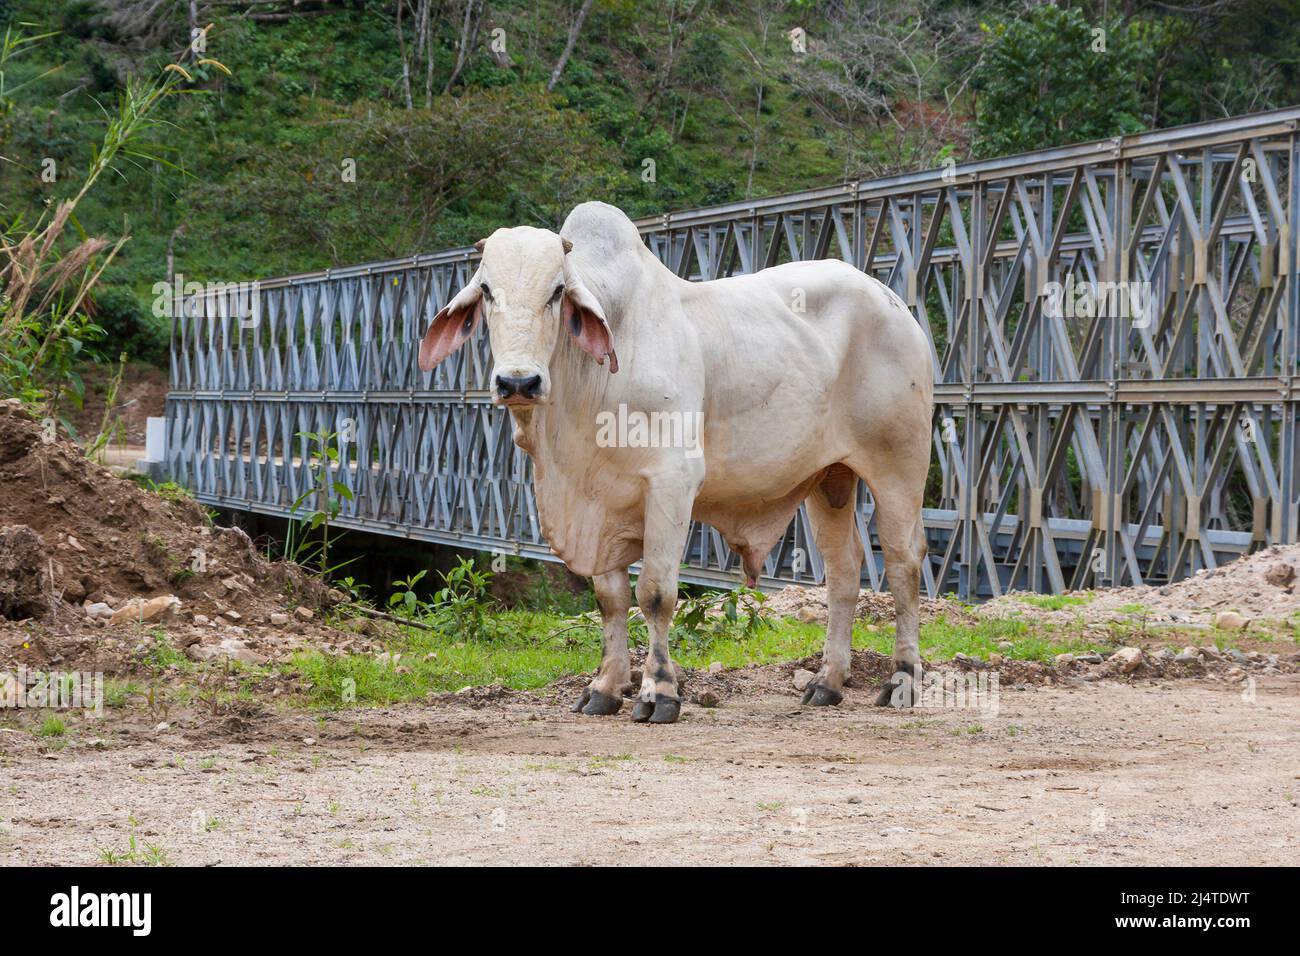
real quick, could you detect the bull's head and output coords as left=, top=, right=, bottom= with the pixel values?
left=417, top=226, right=617, bottom=407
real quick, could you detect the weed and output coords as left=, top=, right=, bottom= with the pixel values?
left=97, top=816, right=170, bottom=866
left=671, top=584, right=770, bottom=656
left=37, top=713, right=65, bottom=737
left=430, top=557, right=500, bottom=641
left=388, top=569, right=429, bottom=620
left=287, top=429, right=357, bottom=576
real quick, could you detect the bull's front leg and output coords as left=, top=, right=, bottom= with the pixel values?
left=571, top=568, right=632, bottom=716
left=631, top=483, right=695, bottom=725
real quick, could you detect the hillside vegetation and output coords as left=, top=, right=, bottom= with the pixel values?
left=1, top=0, right=1297, bottom=372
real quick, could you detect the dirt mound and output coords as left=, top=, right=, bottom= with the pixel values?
left=0, top=399, right=347, bottom=672
left=762, top=583, right=966, bottom=625
left=760, top=544, right=1300, bottom=630
left=981, top=543, right=1300, bottom=626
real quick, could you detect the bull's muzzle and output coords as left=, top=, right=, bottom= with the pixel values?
left=494, top=372, right=544, bottom=405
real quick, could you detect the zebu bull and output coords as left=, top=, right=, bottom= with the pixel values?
left=418, top=202, right=933, bottom=723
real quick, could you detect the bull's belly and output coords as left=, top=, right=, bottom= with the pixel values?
left=697, top=428, right=850, bottom=501
left=691, top=474, right=821, bottom=582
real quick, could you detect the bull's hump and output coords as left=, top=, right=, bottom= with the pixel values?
left=561, top=202, right=641, bottom=253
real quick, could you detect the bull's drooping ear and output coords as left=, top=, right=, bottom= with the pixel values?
left=560, top=247, right=618, bottom=373
left=418, top=269, right=483, bottom=371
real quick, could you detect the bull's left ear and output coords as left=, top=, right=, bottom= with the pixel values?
left=561, top=254, right=618, bottom=373
left=418, top=269, right=483, bottom=371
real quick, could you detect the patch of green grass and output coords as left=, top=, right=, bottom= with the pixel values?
left=1115, top=603, right=1149, bottom=615
left=104, top=680, right=142, bottom=709
left=673, top=618, right=838, bottom=669
left=150, top=481, right=197, bottom=505
left=907, top=614, right=1108, bottom=662
left=292, top=610, right=599, bottom=706
left=96, top=816, right=170, bottom=867
left=292, top=605, right=875, bottom=708
left=1015, top=594, right=1093, bottom=611
left=587, top=753, right=634, bottom=770
left=288, top=599, right=1129, bottom=708
left=137, top=631, right=190, bottom=673
left=37, top=714, right=66, bottom=737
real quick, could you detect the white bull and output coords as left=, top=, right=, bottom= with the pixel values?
left=419, top=201, right=932, bottom=723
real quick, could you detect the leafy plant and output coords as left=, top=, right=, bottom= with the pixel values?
left=334, top=575, right=368, bottom=602
left=670, top=584, right=770, bottom=655
left=431, top=557, right=499, bottom=642
left=388, top=569, right=429, bottom=620
left=287, top=428, right=356, bottom=575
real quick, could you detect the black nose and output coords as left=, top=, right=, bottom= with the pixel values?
left=495, top=374, right=543, bottom=400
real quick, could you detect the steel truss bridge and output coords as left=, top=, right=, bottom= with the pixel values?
left=167, top=107, right=1300, bottom=599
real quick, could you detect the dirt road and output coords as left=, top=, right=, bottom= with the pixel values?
left=3, top=673, right=1298, bottom=866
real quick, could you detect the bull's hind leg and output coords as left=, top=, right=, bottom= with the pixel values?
left=859, top=468, right=927, bottom=707
left=571, top=568, right=632, bottom=716
left=801, top=469, right=864, bottom=707
left=630, top=480, right=696, bottom=725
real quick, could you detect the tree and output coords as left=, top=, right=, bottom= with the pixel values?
left=788, top=0, right=980, bottom=178
left=192, top=85, right=620, bottom=265
left=547, top=0, right=596, bottom=92
left=972, top=5, right=1145, bottom=158
left=445, top=0, right=485, bottom=93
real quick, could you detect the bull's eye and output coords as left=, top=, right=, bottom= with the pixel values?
left=550, top=285, right=564, bottom=307
left=480, top=283, right=493, bottom=303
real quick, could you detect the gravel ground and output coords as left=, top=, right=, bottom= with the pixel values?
left=3, top=673, right=1297, bottom=866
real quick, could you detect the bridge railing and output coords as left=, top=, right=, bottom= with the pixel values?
left=168, top=106, right=1300, bottom=598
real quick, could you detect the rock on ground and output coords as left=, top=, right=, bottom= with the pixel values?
left=1111, top=646, right=1144, bottom=673
left=109, top=595, right=182, bottom=627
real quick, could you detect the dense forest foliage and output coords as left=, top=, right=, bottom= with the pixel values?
left=1, top=0, right=1297, bottom=368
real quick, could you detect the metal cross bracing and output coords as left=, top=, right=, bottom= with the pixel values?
left=167, top=106, right=1300, bottom=600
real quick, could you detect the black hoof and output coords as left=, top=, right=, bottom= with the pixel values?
left=570, top=687, right=590, bottom=713
left=649, top=697, right=680, bottom=724
left=801, top=682, right=843, bottom=707
left=631, top=695, right=680, bottom=724
left=874, top=667, right=921, bottom=708
left=581, top=689, right=623, bottom=716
